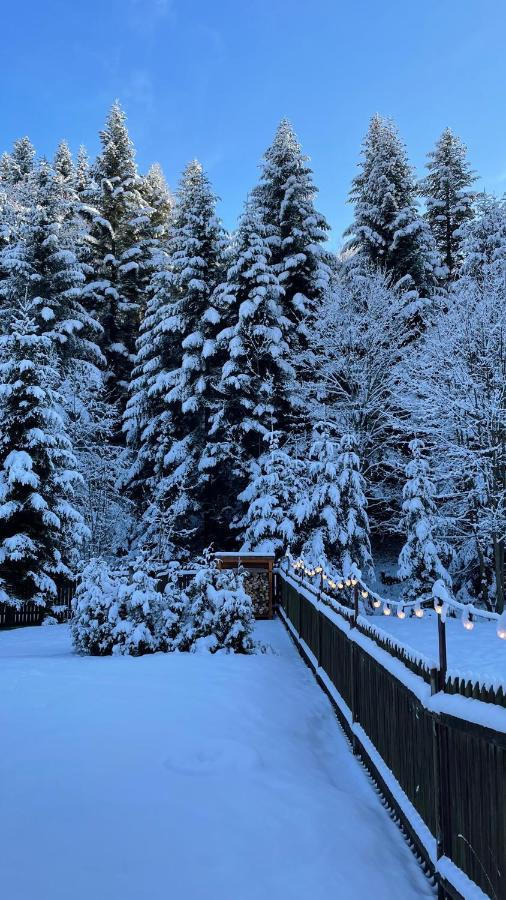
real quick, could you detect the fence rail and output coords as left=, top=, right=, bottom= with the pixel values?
left=277, top=568, right=506, bottom=900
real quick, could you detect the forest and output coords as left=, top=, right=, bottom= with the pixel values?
left=0, top=101, right=504, bottom=628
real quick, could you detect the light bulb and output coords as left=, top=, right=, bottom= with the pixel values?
left=361, top=590, right=369, bottom=599
left=463, top=618, right=474, bottom=631
left=383, top=605, right=391, bottom=616
left=415, top=608, right=424, bottom=618
left=497, top=627, right=506, bottom=640
left=322, top=573, right=328, bottom=581
left=315, top=566, right=323, bottom=574
left=351, top=577, right=358, bottom=586
left=338, top=582, right=344, bottom=590
left=397, top=609, right=406, bottom=619
left=345, top=578, right=352, bottom=587
left=373, top=599, right=381, bottom=609
left=435, top=603, right=443, bottom=615
left=328, top=580, right=336, bottom=589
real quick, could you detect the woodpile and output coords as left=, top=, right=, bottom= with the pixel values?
left=244, top=570, right=271, bottom=618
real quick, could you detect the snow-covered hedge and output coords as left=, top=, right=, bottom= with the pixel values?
left=71, top=557, right=255, bottom=656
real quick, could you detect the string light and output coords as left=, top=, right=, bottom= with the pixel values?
left=285, top=553, right=506, bottom=641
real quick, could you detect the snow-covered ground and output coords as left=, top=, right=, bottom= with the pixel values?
left=375, top=613, right=506, bottom=688
left=0, top=621, right=433, bottom=900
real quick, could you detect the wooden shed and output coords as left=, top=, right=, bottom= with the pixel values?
left=214, top=552, right=275, bottom=619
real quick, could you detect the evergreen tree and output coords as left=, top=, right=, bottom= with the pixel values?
left=75, top=145, right=92, bottom=199
left=124, top=160, right=226, bottom=555
left=0, top=299, right=85, bottom=606
left=335, top=433, right=372, bottom=577
left=0, top=161, right=101, bottom=367
left=421, top=128, right=476, bottom=280
left=53, top=140, right=74, bottom=183
left=459, top=194, right=506, bottom=283
left=206, top=200, right=297, bottom=536
left=397, top=439, right=451, bottom=602
left=345, top=115, right=440, bottom=310
left=8, top=137, right=36, bottom=184
left=85, top=102, right=151, bottom=418
left=296, top=422, right=341, bottom=572
left=238, top=432, right=300, bottom=555
left=253, top=119, right=332, bottom=345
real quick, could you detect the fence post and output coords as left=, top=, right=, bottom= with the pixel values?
left=430, top=666, right=446, bottom=899
left=350, top=589, right=359, bottom=754
left=353, top=583, right=359, bottom=628
left=437, top=614, right=447, bottom=693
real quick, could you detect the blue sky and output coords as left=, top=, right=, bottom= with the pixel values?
left=2, top=0, right=506, bottom=247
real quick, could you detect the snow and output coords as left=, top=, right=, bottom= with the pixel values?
left=378, top=614, right=506, bottom=689
left=0, top=621, right=433, bottom=900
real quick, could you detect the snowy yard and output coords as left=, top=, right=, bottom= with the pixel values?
left=0, top=620, right=433, bottom=900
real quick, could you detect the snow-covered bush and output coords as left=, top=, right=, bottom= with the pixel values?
left=180, top=556, right=255, bottom=654
left=71, top=558, right=169, bottom=656
left=70, top=559, right=121, bottom=655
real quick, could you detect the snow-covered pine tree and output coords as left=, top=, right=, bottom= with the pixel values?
left=0, top=298, right=86, bottom=606
left=421, top=128, right=476, bottom=281
left=85, top=102, right=151, bottom=422
left=204, top=199, right=298, bottom=540
left=397, top=439, right=451, bottom=603
left=345, top=115, right=440, bottom=326
left=335, top=432, right=373, bottom=577
left=252, top=119, right=332, bottom=347
left=238, top=432, right=301, bottom=555
left=7, top=137, right=36, bottom=184
left=0, top=160, right=101, bottom=368
left=124, top=159, right=226, bottom=554
left=179, top=552, right=254, bottom=653
left=458, top=194, right=506, bottom=283
left=296, top=422, right=341, bottom=573
left=53, top=140, right=75, bottom=183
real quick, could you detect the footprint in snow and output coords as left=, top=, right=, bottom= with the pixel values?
left=164, top=738, right=261, bottom=776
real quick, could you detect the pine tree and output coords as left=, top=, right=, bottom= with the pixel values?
left=253, top=119, right=332, bottom=345
left=238, top=432, right=300, bottom=555
left=459, top=194, right=506, bottom=283
left=421, top=128, right=476, bottom=280
left=53, top=140, right=74, bottom=183
left=8, top=137, right=36, bottom=184
left=206, top=199, right=297, bottom=536
left=335, top=433, right=372, bottom=577
left=0, top=160, right=101, bottom=367
left=85, top=102, right=151, bottom=419
left=345, top=115, right=440, bottom=308
left=124, top=159, right=226, bottom=554
left=0, top=299, right=86, bottom=606
left=397, top=439, right=451, bottom=602
left=296, top=422, right=342, bottom=572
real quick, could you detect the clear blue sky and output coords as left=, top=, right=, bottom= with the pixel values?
left=2, top=0, right=506, bottom=248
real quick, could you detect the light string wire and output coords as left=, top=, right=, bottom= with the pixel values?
left=284, top=551, right=506, bottom=639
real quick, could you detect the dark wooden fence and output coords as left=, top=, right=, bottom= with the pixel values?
left=277, top=568, right=506, bottom=900
left=0, top=579, right=76, bottom=629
